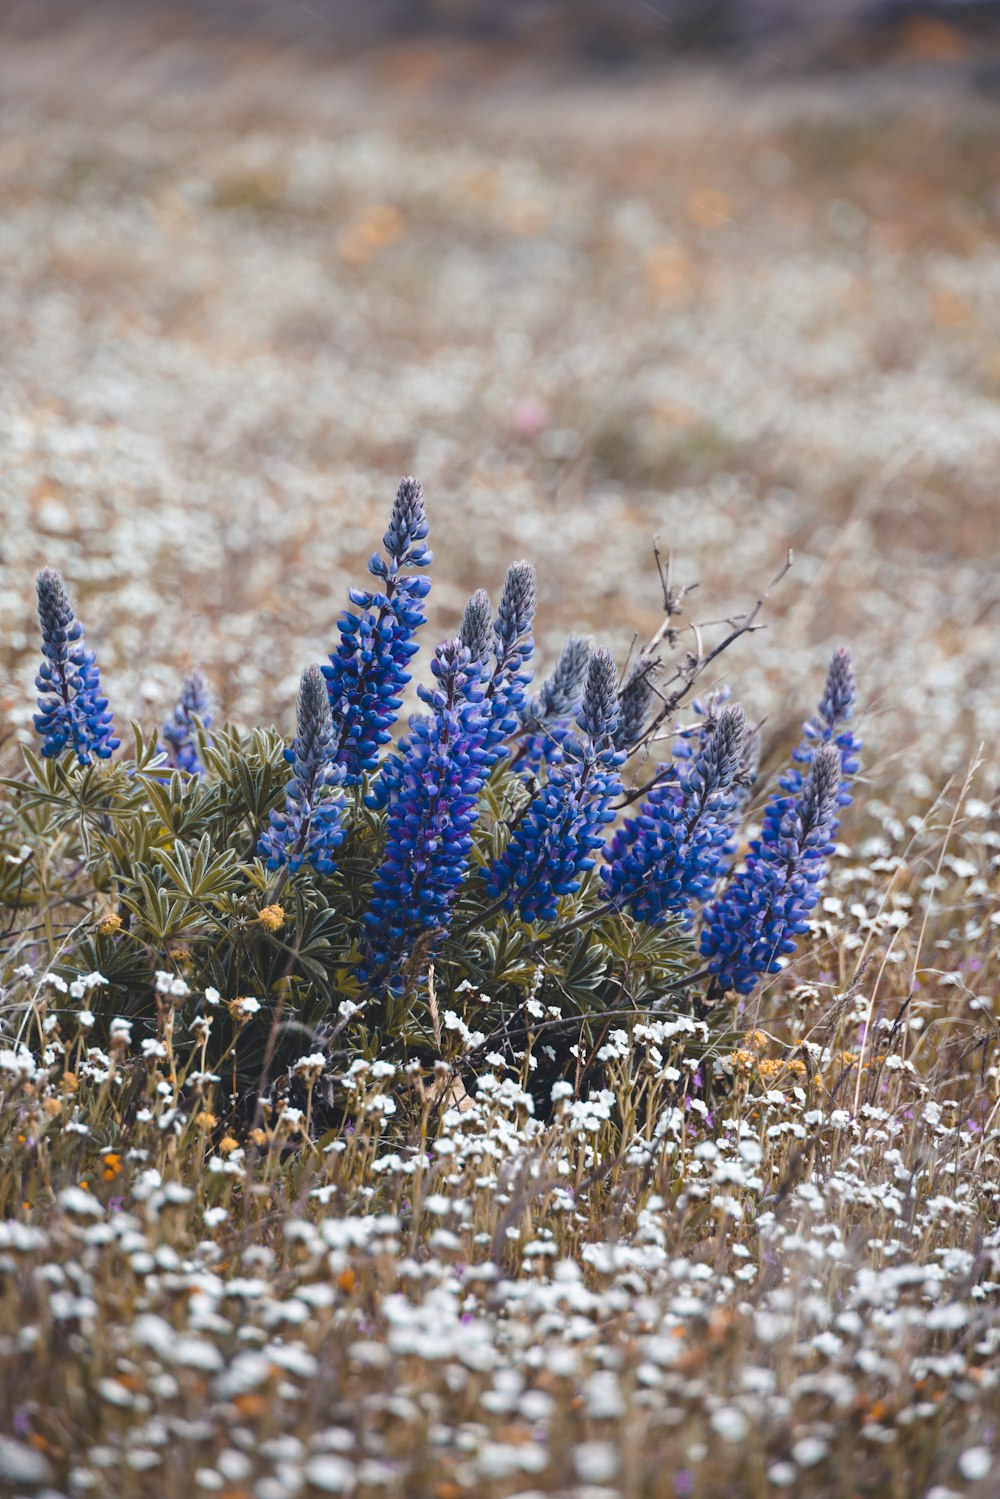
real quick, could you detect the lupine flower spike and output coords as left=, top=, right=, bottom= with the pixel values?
left=480, top=561, right=536, bottom=766
left=33, top=568, right=120, bottom=766
left=732, top=721, right=761, bottom=814
left=363, top=638, right=490, bottom=989
left=159, top=672, right=212, bottom=775
left=671, top=687, right=760, bottom=827
left=518, top=632, right=591, bottom=768
left=259, top=665, right=346, bottom=875
left=526, top=633, right=592, bottom=725
left=762, top=645, right=861, bottom=844
left=459, top=588, right=494, bottom=667
left=323, top=477, right=431, bottom=784
left=701, top=744, right=841, bottom=995
left=613, top=652, right=656, bottom=753
left=487, top=647, right=624, bottom=923
left=603, top=704, right=747, bottom=924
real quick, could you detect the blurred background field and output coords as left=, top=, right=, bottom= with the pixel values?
left=1, top=1, right=999, bottom=791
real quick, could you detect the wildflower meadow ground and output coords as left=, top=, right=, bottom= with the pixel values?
left=1, top=15, right=1000, bottom=1499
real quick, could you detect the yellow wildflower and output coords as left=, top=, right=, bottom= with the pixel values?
left=725, top=1049, right=756, bottom=1075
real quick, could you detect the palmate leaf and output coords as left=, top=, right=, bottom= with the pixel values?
left=450, top=922, right=536, bottom=993
left=100, top=817, right=171, bottom=879
left=548, top=931, right=610, bottom=998
left=128, top=717, right=172, bottom=772
left=203, top=725, right=289, bottom=827
left=468, top=767, right=528, bottom=870
left=154, top=832, right=242, bottom=901
left=135, top=767, right=222, bottom=843
left=54, top=932, right=155, bottom=995
left=117, top=868, right=199, bottom=941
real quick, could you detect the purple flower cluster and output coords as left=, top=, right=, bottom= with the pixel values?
left=322, top=477, right=431, bottom=785
left=602, top=704, right=747, bottom=924
left=29, top=476, right=864, bottom=1014
left=159, top=672, right=212, bottom=775
left=701, top=744, right=841, bottom=994
left=33, top=569, right=120, bottom=766
left=362, top=638, right=490, bottom=987
left=486, top=648, right=624, bottom=923
left=259, top=665, right=346, bottom=875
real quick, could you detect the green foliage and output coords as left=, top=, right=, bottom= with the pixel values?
left=0, top=730, right=695, bottom=1104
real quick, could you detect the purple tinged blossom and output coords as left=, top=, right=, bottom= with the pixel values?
left=533, top=634, right=592, bottom=722
left=487, top=647, right=624, bottom=923
left=732, top=720, right=761, bottom=814
left=613, top=652, right=656, bottom=753
left=362, top=638, right=491, bottom=989
left=495, top=560, right=536, bottom=650
left=33, top=569, right=120, bottom=766
left=518, top=632, right=591, bottom=770
left=701, top=744, right=841, bottom=994
left=602, top=704, right=747, bottom=924
left=258, top=665, right=346, bottom=875
left=322, top=476, right=431, bottom=785
left=479, top=561, right=536, bottom=767
left=762, top=645, right=861, bottom=845
left=158, top=672, right=212, bottom=775
left=459, top=588, right=494, bottom=667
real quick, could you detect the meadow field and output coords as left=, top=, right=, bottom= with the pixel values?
left=1, top=13, right=999, bottom=1498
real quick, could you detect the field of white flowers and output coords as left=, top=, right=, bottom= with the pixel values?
left=2, top=14, right=1000, bottom=1499
left=3, top=804, right=1000, bottom=1499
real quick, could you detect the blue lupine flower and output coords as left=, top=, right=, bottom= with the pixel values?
left=487, top=647, right=624, bottom=923
left=259, top=665, right=346, bottom=875
left=762, top=646, right=861, bottom=844
left=159, top=672, right=212, bottom=775
left=524, top=633, right=591, bottom=725
left=804, top=644, right=861, bottom=807
left=518, top=633, right=591, bottom=770
left=700, top=744, right=841, bottom=995
left=33, top=569, right=120, bottom=766
left=362, top=638, right=490, bottom=989
left=322, top=477, right=431, bottom=785
left=602, top=704, right=747, bottom=924
left=480, top=561, right=536, bottom=767
left=613, top=653, right=656, bottom=754
left=732, top=721, right=761, bottom=815
left=674, top=688, right=761, bottom=822
left=459, top=588, right=494, bottom=667
left=671, top=687, right=733, bottom=766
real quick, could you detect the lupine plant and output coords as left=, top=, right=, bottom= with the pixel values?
left=258, top=664, right=346, bottom=877
left=515, top=631, right=591, bottom=769
left=479, top=560, right=536, bottom=767
left=701, top=744, right=842, bottom=995
left=602, top=703, right=747, bottom=924
left=761, top=645, right=861, bottom=845
left=3, top=476, right=863, bottom=1104
left=158, top=671, right=212, bottom=775
left=363, top=637, right=490, bottom=989
left=33, top=568, right=119, bottom=766
left=486, top=647, right=625, bottom=922
left=322, top=476, right=431, bottom=784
